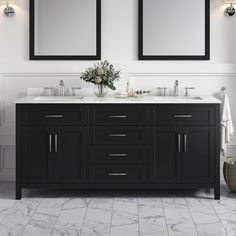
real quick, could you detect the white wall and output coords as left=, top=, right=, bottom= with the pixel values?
left=0, top=0, right=236, bottom=181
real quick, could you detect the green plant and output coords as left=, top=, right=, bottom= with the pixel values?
left=80, top=60, right=121, bottom=90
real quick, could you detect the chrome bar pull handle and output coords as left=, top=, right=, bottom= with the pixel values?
left=49, top=134, right=52, bottom=153
left=108, top=134, right=127, bottom=137
left=183, top=134, right=187, bottom=153
left=108, top=173, right=127, bottom=176
left=174, top=114, right=192, bottom=118
left=108, top=115, right=127, bottom=118
left=108, top=153, right=127, bottom=157
left=177, top=134, right=181, bottom=153
left=55, top=134, right=58, bottom=153
left=44, top=115, right=63, bottom=118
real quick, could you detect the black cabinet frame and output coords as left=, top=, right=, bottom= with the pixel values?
left=16, top=104, right=220, bottom=200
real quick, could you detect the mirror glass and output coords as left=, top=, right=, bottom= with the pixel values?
left=139, top=0, right=209, bottom=60
left=30, top=0, right=101, bottom=60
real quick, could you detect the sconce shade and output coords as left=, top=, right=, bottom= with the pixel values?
left=225, top=0, right=236, bottom=3
left=225, top=0, right=236, bottom=16
left=1, top=0, right=15, bottom=16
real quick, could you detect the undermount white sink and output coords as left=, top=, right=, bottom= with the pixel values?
left=153, top=96, right=203, bottom=101
left=34, top=96, right=84, bottom=101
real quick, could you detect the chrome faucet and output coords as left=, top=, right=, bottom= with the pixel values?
left=173, top=80, right=179, bottom=96
left=59, top=80, right=65, bottom=96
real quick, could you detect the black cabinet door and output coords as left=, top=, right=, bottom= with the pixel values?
left=182, top=126, right=214, bottom=184
left=21, top=126, right=54, bottom=183
left=54, top=126, right=85, bottom=183
left=154, top=126, right=182, bottom=183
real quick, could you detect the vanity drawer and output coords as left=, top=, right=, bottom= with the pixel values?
left=89, top=166, right=147, bottom=183
left=155, top=106, right=215, bottom=125
left=90, top=146, right=147, bottom=163
left=22, top=105, right=88, bottom=124
left=90, top=126, right=147, bottom=145
left=91, top=106, right=148, bottom=125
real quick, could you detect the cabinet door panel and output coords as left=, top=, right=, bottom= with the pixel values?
left=182, top=126, right=214, bottom=184
left=154, top=126, right=182, bottom=183
left=54, top=126, right=85, bottom=183
left=21, top=126, right=53, bottom=183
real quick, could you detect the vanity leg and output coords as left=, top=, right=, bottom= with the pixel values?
left=214, top=185, right=220, bottom=200
left=16, top=185, right=22, bottom=200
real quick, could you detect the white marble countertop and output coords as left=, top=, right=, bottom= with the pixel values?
left=15, top=95, right=221, bottom=104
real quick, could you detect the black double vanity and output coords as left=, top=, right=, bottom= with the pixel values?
left=15, top=98, right=221, bottom=200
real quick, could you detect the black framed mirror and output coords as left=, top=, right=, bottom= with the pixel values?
left=138, top=0, right=210, bottom=60
left=30, top=0, right=101, bottom=60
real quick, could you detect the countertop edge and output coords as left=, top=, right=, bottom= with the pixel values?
left=14, top=96, right=222, bottom=104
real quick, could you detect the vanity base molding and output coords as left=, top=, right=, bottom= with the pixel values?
left=16, top=104, right=220, bottom=200
left=16, top=184, right=220, bottom=201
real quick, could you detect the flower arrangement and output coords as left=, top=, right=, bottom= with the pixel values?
left=80, top=60, right=121, bottom=91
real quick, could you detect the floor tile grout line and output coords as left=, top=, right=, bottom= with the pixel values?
left=0, top=214, right=7, bottom=224
left=0, top=203, right=14, bottom=226
left=209, top=199, right=230, bottom=236
left=109, top=197, right=115, bottom=236
left=20, top=198, right=44, bottom=236
left=79, top=198, right=91, bottom=236
left=45, top=214, right=59, bottom=236
left=136, top=198, right=140, bottom=236
left=49, top=198, right=68, bottom=236
left=184, top=197, right=200, bottom=236
left=1, top=199, right=18, bottom=222
left=160, top=197, right=170, bottom=236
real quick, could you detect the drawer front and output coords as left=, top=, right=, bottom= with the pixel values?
left=91, top=126, right=147, bottom=145
left=90, top=146, right=147, bottom=163
left=22, top=106, right=88, bottom=124
left=155, top=106, right=215, bottom=125
left=91, top=106, right=148, bottom=125
left=89, top=166, right=147, bottom=183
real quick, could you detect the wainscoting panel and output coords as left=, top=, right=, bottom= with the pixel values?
left=0, top=146, right=15, bottom=181
left=0, top=146, right=15, bottom=172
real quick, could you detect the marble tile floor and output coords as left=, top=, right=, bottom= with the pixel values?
left=0, top=183, right=235, bottom=236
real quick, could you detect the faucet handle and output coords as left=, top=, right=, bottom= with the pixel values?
left=44, top=87, right=54, bottom=96
left=72, top=87, right=82, bottom=96
left=185, top=87, right=195, bottom=97
left=157, top=87, right=168, bottom=96
left=59, top=80, right=64, bottom=86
